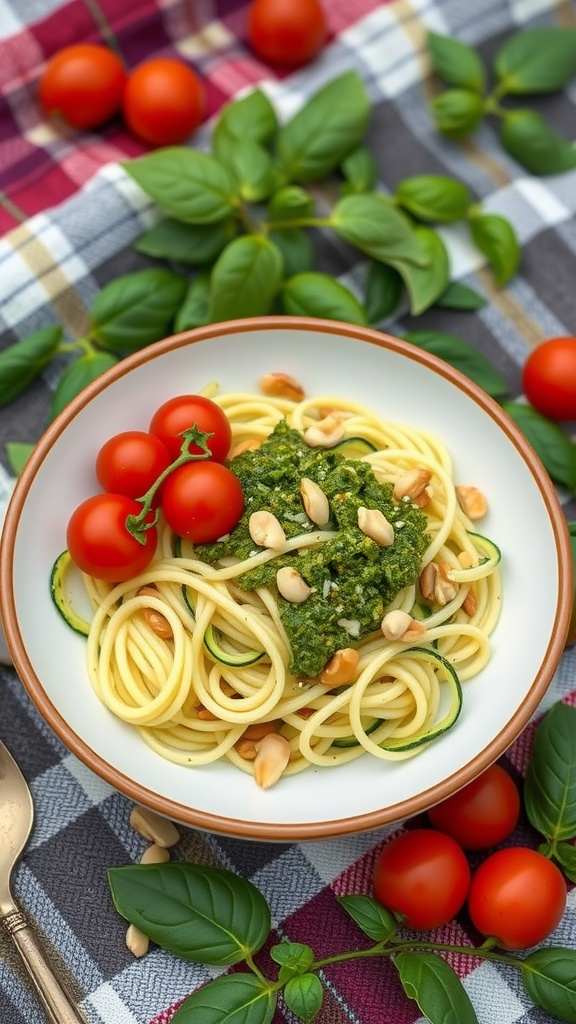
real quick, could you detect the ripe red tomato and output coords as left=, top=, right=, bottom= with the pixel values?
left=67, top=493, right=157, bottom=582
left=247, top=0, right=327, bottom=68
left=149, top=395, right=232, bottom=463
left=372, top=828, right=471, bottom=930
left=522, top=337, right=576, bottom=421
left=39, top=44, right=126, bottom=130
left=468, top=847, right=566, bottom=950
left=161, top=461, right=244, bottom=544
left=122, top=58, right=205, bottom=146
left=427, top=765, right=520, bottom=850
left=95, top=431, right=171, bottom=500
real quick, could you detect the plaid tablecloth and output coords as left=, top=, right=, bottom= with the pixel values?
left=1, top=1, right=576, bottom=1022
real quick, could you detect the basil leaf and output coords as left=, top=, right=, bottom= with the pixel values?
left=270, top=941, right=315, bottom=977
left=284, top=974, right=324, bottom=1021
left=209, top=235, right=283, bottom=321
left=214, top=134, right=278, bottom=202
left=364, top=261, right=404, bottom=323
left=281, top=272, right=368, bottom=325
left=134, top=217, right=237, bottom=265
left=91, top=268, right=187, bottom=355
left=340, top=145, right=378, bottom=194
left=269, top=228, right=314, bottom=278
left=395, top=951, right=479, bottom=1024
left=395, top=175, right=470, bottom=223
left=337, top=894, right=398, bottom=942
left=108, top=863, right=271, bottom=965
left=332, top=193, right=428, bottom=267
left=524, top=702, right=576, bottom=844
left=171, top=973, right=276, bottom=1024
left=0, top=325, right=62, bottom=405
left=469, top=212, right=519, bottom=287
left=435, top=281, right=486, bottom=310
left=430, top=89, right=485, bottom=140
left=122, top=148, right=237, bottom=224
left=6, top=441, right=34, bottom=476
left=277, top=71, right=370, bottom=182
left=551, top=840, right=576, bottom=883
left=427, top=32, right=486, bottom=93
left=213, top=87, right=278, bottom=146
left=49, top=351, right=118, bottom=420
left=174, top=273, right=211, bottom=332
left=405, top=330, right=507, bottom=397
left=502, top=401, right=576, bottom=491
left=495, top=27, right=576, bottom=95
left=522, top=948, right=576, bottom=1022
left=500, top=109, right=576, bottom=176
left=387, top=227, right=450, bottom=316
left=268, top=185, right=315, bottom=221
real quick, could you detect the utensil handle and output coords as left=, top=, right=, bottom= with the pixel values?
left=2, top=907, right=86, bottom=1024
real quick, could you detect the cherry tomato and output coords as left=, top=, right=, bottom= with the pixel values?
left=95, top=431, right=171, bottom=500
left=427, top=765, right=520, bottom=850
left=39, top=44, right=126, bottom=130
left=122, top=58, right=205, bottom=146
left=468, top=847, right=566, bottom=950
left=247, top=0, right=327, bottom=68
left=522, top=337, right=576, bottom=421
left=66, top=493, right=157, bottom=582
left=149, top=395, right=232, bottom=463
left=161, top=461, right=244, bottom=544
left=372, top=828, right=471, bottom=930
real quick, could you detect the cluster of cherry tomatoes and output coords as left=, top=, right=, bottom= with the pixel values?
left=373, top=764, right=567, bottom=949
left=38, top=0, right=327, bottom=146
left=66, top=395, right=244, bottom=583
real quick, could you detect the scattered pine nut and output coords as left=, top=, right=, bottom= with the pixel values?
left=129, top=805, right=180, bottom=848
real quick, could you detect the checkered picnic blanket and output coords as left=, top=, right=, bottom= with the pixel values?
left=1, top=1, right=576, bottom=1022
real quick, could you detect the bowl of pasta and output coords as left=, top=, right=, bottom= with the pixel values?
left=0, top=317, right=571, bottom=840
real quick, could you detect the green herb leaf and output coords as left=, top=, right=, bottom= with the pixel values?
left=90, top=268, right=187, bottom=355
left=524, top=702, right=576, bottom=845
left=427, top=32, right=486, bottom=92
left=0, top=325, right=62, bottom=405
left=340, top=145, right=378, bottom=194
left=502, top=401, right=576, bottom=492
left=338, top=894, right=398, bottom=942
left=214, top=134, right=278, bottom=203
left=494, top=27, right=576, bottom=95
left=284, top=974, right=324, bottom=1022
left=468, top=211, right=520, bottom=287
left=387, top=227, right=450, bottom=316
left=430, top=89, right=485, bottom=140
left=364, top=261, right=404, bottom=323
left=49, top=351, right=118, bottom=420
left=522, top=947, right=576, bottom=1022
left=395, top=175, right=471, bottom=223
left=5, top=441, right=34, bottom=476
left=281, top=272, right=368, bottom=324
left=134, top=217, right=237, bottom=265
left=170, top=973, right=277, bottom=1024
left=404, top=330, right=508, bottom=397
left=208, top=235, right=283, bottom=321
left=122, top=148, right=238, bottom=224
left=500, top=109, right=576, bottom=176
left=270, top=941, right=315, bottom=980
left=277, top=71, right=370, bottom=182
left=550, top=840, right=576, bottom=883
left=268, top=186, right=315, bottom=221
left=174, top=272, right=211, bottom=332
left=332, top=193, right=429, bottom=267
left=213, top=87, right=278, bottom=146
left=107, top=863, right=271, bottom=965
left=435, top=281, right=486, bottom=310
left=269, top=228, right=314, bottom=278
left=395, top=951, right=479, bottom=1024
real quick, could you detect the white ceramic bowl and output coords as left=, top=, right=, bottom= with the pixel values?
left=0, top=318, right=571, bottom=840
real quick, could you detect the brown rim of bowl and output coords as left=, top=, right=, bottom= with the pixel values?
left=1, top=316, right=572, bottom=840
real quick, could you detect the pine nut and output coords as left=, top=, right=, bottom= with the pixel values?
left=129, top=805, right=181, bottom=848
left=259, top=372, right=305, bottom=401
left=242, top=721, right=279, bottom=740
left=303, top=415, right=345, bottom=448
left=253, top=733, right=291, bottom=788
left=419, top=561, right=458, bottom=606
left=393, top=468, right=432, bottom=502
left=300, top=477, right=330, bottom=526
left=462, top=588, right=478, bottom=616
left=139, top=844, right=171, bottom=865
left=137, top=586, right=173, bottom=639
left=235, top=738, right=258, bottom=760
left=456, top=485, right=488, bottom=520
left=381, top=609, right=426, bottom=641
left=319, top=647, right=359, bottom=686
left=126, top=924, right=150, bottom=958
left=276, top=566, right=312, bottom=603
left=249, top=510, right=286, bottom=550
left=357, top=506, right=395, bottom=546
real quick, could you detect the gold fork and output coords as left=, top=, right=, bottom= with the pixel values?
left=0, top=738, right=86, bottom=1023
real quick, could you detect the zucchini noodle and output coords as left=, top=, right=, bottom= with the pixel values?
left=74, top=387, right=502, bottom=783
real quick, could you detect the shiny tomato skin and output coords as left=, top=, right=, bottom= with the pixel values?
left=372, top=828, right=471, bottom=930
left=161, top=461, right=244, bottom=544
left=522, top=337, right=576, bottom=421
left=122, top=58, right=205, bottom=146
left=427, top=765, right=521, bottom=850
left=67, top=493, right=157, bottom=582
left=149, top=395, right=232, bottom=463
left=39, top=44, right=126, bottom=129
left=247, top=0, right=327, bottom=68
left=468, top=848, right=566, bottom=950
left=95, top=431, right=171, bottom=500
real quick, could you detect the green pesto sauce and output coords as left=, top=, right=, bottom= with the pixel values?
left=197, top=420, right=429, bottom=677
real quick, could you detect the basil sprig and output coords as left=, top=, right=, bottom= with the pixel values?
left=524, top=702, right=576, bottom=880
